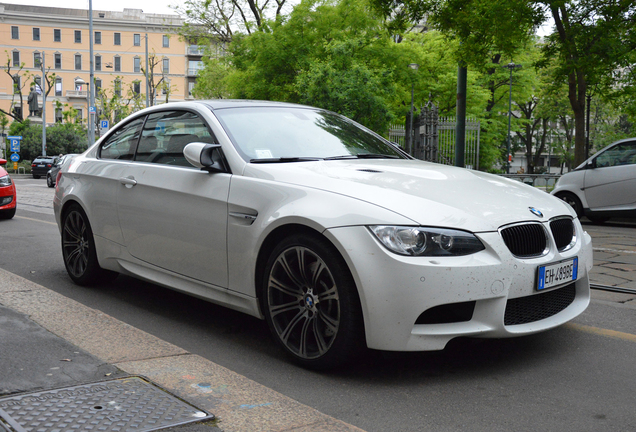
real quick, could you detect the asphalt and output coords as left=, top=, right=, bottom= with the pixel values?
left=1, top=176, right=635, bottom=432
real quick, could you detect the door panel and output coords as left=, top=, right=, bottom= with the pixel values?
left=584, top=142, right=636, bottom=210
left=117, top=164, right=230, bottom=287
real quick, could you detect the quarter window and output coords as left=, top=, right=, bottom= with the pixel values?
left=99, top=117, right=144, bottom=160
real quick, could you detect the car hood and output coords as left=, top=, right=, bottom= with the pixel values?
left=243, top=159, right=574, bottom=232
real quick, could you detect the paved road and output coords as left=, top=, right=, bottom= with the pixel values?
left=2, top=177, right=636, bottom=432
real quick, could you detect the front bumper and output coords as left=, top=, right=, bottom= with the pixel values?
left=325, top=219, right=592, bottom=352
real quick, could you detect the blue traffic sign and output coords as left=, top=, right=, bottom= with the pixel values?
left=100, top=120, right=109, bottom=129
left=7, top=135, right=22, bottom=140
left=10, top=153, right=20, bottom=162
left=89, top=106, right=97, bottom=114
left=10, top=139, right=20, bottom=152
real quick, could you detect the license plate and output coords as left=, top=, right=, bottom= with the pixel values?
left=537, top=257, right=578, bottom=290
left=38, top=164, right=45, bottom=167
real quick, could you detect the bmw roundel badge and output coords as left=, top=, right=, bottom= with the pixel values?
left=529, top=207, right=543, bottom=218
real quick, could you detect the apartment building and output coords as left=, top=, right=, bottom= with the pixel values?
left=0, top=2, right=202, bottom=126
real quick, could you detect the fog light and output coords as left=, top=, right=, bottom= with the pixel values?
left=0, top=196, right=13, bottom=206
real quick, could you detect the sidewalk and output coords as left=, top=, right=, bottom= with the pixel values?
left=0, top=268, right=365, bottom=432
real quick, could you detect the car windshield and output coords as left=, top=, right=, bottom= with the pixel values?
left=213, top=107, right=405, bottom=162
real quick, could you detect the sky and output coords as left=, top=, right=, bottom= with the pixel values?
left=3, top=0, right=179, bottom=16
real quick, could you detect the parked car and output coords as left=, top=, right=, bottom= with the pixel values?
left=552, top=138, right=636, bottom=223
left=31, top=155, right=58, bottom=179
left=47, top=154, right=77, bottom=188
left=53, top=101, right=593, bottom=369
left=0, top=158, right=17, bottom=219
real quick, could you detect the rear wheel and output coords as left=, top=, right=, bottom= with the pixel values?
left=555, top=192, right=583, bottom=218
left=46, top=174, right=54, bottom=188
left=61, top=204, right=117, bottom=286
left=262, top=234, right=364, bottom=370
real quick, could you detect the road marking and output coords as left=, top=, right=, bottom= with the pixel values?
left=593, top=247, right=636, bottom=254
left=566, top=323, right=636, bottom=343
left=15, top=215, right=57, bottom=226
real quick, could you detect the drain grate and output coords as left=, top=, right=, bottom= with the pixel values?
left=0, top=376, right=214, bottom=432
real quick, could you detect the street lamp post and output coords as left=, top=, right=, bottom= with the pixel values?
left=503, top=62, right=522, bottom=174
left=74, top=78, right=89, bottom=139
left=408, top=63, right=419, bottom=155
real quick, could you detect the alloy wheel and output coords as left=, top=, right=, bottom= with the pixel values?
left=62, top=210, right=90, bottom=278
left=267, top=246, right=340, bottom=360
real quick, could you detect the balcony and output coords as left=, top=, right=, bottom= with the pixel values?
left=187, top=68, right=203, bottom=77
left=187, top=45, right=206, bottom=56
left=66, top=90, right=87, bottom=98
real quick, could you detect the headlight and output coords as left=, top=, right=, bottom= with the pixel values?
left=0, top=175, right=12, bottom=187
left=368, top=226, right=485, bottom=256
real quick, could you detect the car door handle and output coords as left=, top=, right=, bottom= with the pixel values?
left=119, top=176, right=137, bottom=187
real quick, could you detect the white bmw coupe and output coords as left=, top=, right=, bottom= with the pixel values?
left=54, top=100, right=592, bottom=369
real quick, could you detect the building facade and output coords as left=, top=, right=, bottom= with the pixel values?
left=0, top=2, right=199, bottom=128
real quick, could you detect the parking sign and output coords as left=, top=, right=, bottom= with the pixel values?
left=100, top=120, right=109, bottom=129
left=10, top=139, right=20, bottom=152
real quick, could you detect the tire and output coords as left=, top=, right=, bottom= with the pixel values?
left=61, top=203, right=117, bottom=286
left=0, top=207, right=16, bottom=219
left=587, top=216, right=609, bottom=224
left=47, top=174, right=54, bottom=188
left=33, top=174, right=41, bottom=179
left=262, top=233, right=364, bottom=370
left=555, top=192, right=583, bottom=218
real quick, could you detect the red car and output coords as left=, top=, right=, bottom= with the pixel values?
left=0, top=158, right=17, bottom=219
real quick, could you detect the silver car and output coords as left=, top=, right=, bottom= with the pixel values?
left=552, top=138, right=636, bottom=223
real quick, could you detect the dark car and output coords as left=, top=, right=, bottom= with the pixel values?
left=47, top=154, right=76, bottom=188
left=31, top=155, right=58, bottom=179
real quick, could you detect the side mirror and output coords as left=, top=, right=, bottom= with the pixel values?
left=586, top=159, right=596, bottom=169
left=184, top=142, right=225, bottom=173
left=0, top=159, right=6, bottom=166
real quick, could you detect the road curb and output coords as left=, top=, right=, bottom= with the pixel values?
left=0, top=268, right=366, bottom=432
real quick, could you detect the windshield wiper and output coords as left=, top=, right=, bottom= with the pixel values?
left=250, top=157, right=323, bottom=163
left=324, top=154, right=401, bottom=160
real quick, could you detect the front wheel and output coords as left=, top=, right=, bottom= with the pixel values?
left=555, top=192, right=583, bottom=218
left=61, top=204, right=117, bottom=286
left=262, top=234, right=364, bottom=370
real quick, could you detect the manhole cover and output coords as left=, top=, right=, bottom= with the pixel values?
left=0, top=376, right=214, bottom=431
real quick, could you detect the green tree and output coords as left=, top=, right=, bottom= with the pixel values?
left=371, top=0, right=636, bottom=166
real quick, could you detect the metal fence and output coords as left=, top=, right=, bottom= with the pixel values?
left=389, top=114, right=480, bottom=170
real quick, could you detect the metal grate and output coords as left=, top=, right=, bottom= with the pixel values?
left=550, top=218, right=575, bottom=251
left=504, top=283, right=576, bottom=326
left=500, top=223, right=547, bottom=258
left=0, top=376, right=213, bottom=432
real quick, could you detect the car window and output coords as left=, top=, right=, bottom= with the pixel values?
left=595, top=142, right=636, bottom=168
left=135, top=110, right=217, bottom=166
left=99, top=117, right=145, bottom=160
